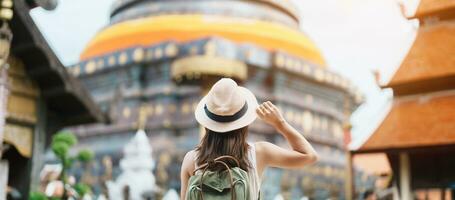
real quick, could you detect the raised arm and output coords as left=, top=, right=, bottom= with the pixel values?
left=255, top=101, right=318, bottom=171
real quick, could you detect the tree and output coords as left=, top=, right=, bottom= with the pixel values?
left=47, top=131, right=94, bottom=200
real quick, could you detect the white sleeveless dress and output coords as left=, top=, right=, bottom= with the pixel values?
left=246, top=142, right=261, bottom=200
left=193, top=143, right=261, bottom=200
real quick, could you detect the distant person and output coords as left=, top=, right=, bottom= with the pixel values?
left=180, top=78, right=319, bottom=200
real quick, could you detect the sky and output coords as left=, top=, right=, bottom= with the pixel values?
left=30, top=0, right=420, bottom=146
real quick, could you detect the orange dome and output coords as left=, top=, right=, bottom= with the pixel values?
left=81, top=15, right=326, bottom=66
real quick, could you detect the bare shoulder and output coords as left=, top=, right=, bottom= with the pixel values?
left=182, top=150, right=197, bottom=174
left=253, top=141, right=277, bottom=174
left=254, top=141, right=276, bottom=158
left=184, top=149, right=197, bottom=159
left=254, top=141, right=277, bottom=153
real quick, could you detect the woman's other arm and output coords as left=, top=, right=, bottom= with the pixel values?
left=255, top=101, right=318, bottom=171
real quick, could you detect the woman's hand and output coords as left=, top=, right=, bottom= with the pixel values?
left=255, top=102, right=319, bottom=171
left=256, top=101, right=286, bottom=128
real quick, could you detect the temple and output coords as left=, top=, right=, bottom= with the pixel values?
left=352, top=0, right=455, bottom=199
left=69, top=0, right=368, bottom=199
left=1, top=0, right=107, bottom=199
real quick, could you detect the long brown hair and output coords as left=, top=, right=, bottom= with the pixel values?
left=195, top=126, right=251, bottom=172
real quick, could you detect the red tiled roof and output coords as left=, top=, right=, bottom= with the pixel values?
left=357, top=93, right=455, bottom=152
left=411, top=0, right=455, bottom=20
left=386, top=21, right=455, bottom=95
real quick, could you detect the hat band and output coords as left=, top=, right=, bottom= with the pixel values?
left=204, top=103, right=248, bottom=123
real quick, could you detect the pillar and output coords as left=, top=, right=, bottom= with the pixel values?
left=399, top=152, right=411, bottom=200
left=30, top=97, right=47, bottom=192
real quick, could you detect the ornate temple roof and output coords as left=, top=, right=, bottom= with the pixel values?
left=71, top=37, right=362, bottom=104
left=356, top=92, right=455, bottom=153
left=80, top=0, right=326, bottom=66
left=11, top=0, right=108, bottom=126
left=81, top=15, right=325, bottom=66
left=410, top=0, right=455, bottom=20
left=384, top=20, right=455, bottom=95
left=356, top=1, right=455, bottom=152
left=109, top=0, right=300, bottom=24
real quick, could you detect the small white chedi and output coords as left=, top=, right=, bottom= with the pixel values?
left=107, top=129, right=159, bottom=200
left=162, top=189, right=179, bottom=200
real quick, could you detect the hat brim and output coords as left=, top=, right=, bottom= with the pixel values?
left=195, top=86, right=259, bottom=133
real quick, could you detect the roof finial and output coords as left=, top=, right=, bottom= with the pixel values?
left=138, top=104, right=149, bottom=130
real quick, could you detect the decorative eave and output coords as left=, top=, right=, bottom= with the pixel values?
left=353, top=90, right=455, bottom=154
left=70, top=37, right=363, bottom=106
left=381, top=19, right=455, bottom=96
left=26, top=0, right=58, bottom=10
left=11, top=0, right=108, bottom=126
left=409, top=0, right=455, bottom=21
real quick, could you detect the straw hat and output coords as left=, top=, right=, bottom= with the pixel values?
left=195, top=78, right=259, bottom=133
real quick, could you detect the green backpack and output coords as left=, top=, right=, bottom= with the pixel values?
left=186, top=156, right=251, bottom=200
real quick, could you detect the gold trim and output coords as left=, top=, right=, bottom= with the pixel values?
left=9, top=75, right=39, bottom=97
left=181, top=103, right=190, bottom=114
left=122, top=107, right=131, bottom=118
left=274, top=54, right=285, bottom=68
left=302, top=111, right=313, bottom=133
left=314, top=68, right=324, bottom=82
left=108, top=56, right=116, bottom=66
left=302, top=64, right=311, bottom=75
left=325, top=72, right=333, bottom=84
left=2, top=0, right=13, bottom=8
left=133, top=48, right=144, bottom=62
left=85, top=61, right=96, bottom=74
left=285, top=58, right=294, bottom=71
left=154, top=48, right=163, bottom=59
left=165, top=44, right=178, bottom=57
left=341, top=78, right=349, bottom=89
left=204, top=41, right=216, bottom=56
left=155, top=104, right=163, bottom=115
left=171, top=56, right=247, bottom=81
left=3, top=124, right=32, bottom=158
left=7, top=94, right=37, bottom=123
left=119, top=52, right=128, bottom=65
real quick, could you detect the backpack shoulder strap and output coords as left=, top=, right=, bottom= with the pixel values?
left=193, top=155, right=240, bottom=173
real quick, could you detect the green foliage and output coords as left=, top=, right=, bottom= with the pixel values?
left=52, top=131, right=78, bottom=147
left=63, top=157, right=74, bottom=169
left=77, top=149, right=94, bottom=163
left=51, top=142, right=69, bottom=159
left=29, top=191, right=48, bottom=200
left=49, top=131, right=95, bottom=199
left=73, top=183, right=91, bottom=197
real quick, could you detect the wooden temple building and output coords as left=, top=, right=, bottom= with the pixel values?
left=69, top=0, right=368, bottom=199
left=0, top=0, right=107, bottom=199
left=352, top=0, right=455, bottom=199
